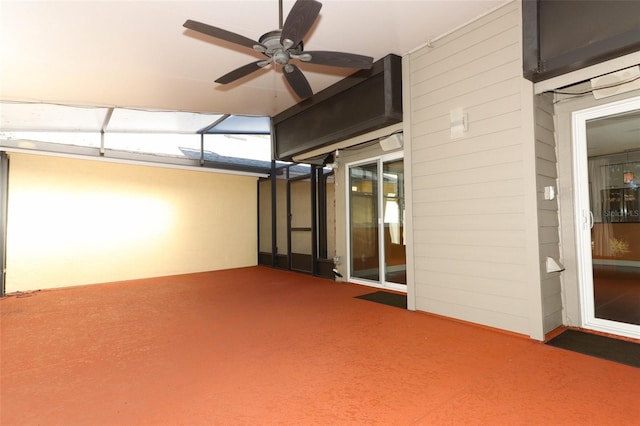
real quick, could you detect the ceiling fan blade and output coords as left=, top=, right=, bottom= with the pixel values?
left=280, top=0, right=322, bottom=49
left=215, top=61, right=268, bottom=84
left=283, top=64, right=313, bottom=99
left=302, top=51, right=374, bottom=69
left=183, top=19, right=265, bottom=50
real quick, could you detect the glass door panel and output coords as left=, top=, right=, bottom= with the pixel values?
left=349, top=163, right=380, bottom=281
left=383, top=159, right=406, bottom=284
left=583, top=105, right=640, bottom=336
left=290, top=178, right=312, bottom=273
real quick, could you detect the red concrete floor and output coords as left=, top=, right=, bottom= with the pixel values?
left=1, top=266, right=639, bottom=425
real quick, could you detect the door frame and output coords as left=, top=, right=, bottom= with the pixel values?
left=0, top=152, right=8, bottom=297
left=345, top=151, right=405, bottom=292
left=572, top=95, right=640, bottom=340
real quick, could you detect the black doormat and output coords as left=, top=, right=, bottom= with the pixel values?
left=355, top=291, right=407, bottom=309
left=546, top=329, right=640, bottom=368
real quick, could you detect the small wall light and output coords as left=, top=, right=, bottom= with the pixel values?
left=623, top=170, right=634, bottom=184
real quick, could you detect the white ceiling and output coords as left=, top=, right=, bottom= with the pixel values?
left=0, top=0, right=506, bottom=117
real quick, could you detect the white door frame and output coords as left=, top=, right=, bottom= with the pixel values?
left=572, top=95, right=640, bottom=340
left=345, top=151, right=406, bottom=292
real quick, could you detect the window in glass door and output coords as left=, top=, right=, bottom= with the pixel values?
left=349, top=162, right=380, bottom=281
left=383, top=159, right=406, bottom=285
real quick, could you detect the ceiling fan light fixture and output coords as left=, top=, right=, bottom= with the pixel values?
left=273, top=50, right=290, bottom=65
left=282, top=38, right=295, bottom=49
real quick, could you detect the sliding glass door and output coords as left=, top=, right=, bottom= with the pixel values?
left=573, top=96, right=640, bottom=339
left=348, top=153, right=406, bottom=291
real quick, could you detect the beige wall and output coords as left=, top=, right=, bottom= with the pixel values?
left=405, top=0, right=545, bottom=339
left=534, top=92, right=563, bottom=333
left=6, top=153, right=258, bottom=292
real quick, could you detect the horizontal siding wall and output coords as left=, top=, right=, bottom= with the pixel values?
left=535, top=92, right=563, bottom=333
left=408, top=1, right=540, bottom=336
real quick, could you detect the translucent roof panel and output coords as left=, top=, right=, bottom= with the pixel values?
left=203, top=134, right=271, bottom=162
left=0, top=131, right=101, bottom=148
left=105, top=133, right=201, bottom=158
left=0, top=102, right=275, bottom=172
left=107, top=108, right=224, bottom=133
left=0, top=102, right=109, bottom=132
left=0, top=102, right=271, bottom=136
left=205, top=115, right=271, bottom=135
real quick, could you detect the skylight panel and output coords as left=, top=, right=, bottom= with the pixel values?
left=0, top=102, right=108, bottom=132
left=203, top=134, right=271, bottom=162
left=0, top=131, right=101, bottom=148
left=104, top=133, right=201, bottom=158
left=107, top=108, right=223, bottom=133
left=205, top=115, right=271, bottom=135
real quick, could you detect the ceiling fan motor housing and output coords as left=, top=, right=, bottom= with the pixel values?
left=256, top=30, right=304, bottom=65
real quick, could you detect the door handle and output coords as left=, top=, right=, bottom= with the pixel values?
left=588, top=210, right=594, bottom=229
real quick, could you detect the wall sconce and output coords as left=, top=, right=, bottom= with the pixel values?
left=450, top=107, right=468, bottom=139
left=379, top=133, right=403, bottom=151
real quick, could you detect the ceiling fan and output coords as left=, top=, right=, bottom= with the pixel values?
left=183, top=0, right=374, bottom=99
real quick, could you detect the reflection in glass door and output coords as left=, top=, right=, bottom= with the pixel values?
left=383, top=159, right=406, bottom=284
left=348, top=154, right=406, bottom=290
left=575, top=97, right=640, bottom=339
left=349, top=162, right=380, bottom=282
